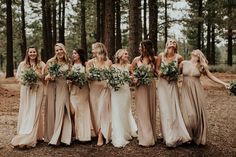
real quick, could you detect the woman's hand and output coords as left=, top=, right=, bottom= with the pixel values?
left=224, top=83, right=230, bottom=89
left=45, top=74, right=54, bottom=81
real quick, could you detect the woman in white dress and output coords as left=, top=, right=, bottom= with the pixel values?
left=111, top=49, right=137, bottom=148
left=11, top=47, right=45, bottom=148
left=69, top=48, right=92, bottom=142
left=156, top=39, right=191, bottom=147
left=179, top=49, right=229, bottom=145
left=86, top=42, right=112, bottom=146
left=44, top=43, right=72, bottom=145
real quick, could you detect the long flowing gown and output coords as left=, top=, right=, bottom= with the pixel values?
left=135, top=60, right=156, bottom=146
left=47, top=63, right=72, bottom=145
left=88, top=60, right=112, bottom=144
left=11, top=61, right=45, bottom=147
left=111, top=64, right=137, bottom=148
left=157, top=54, right=191, bottom=147
left=70, top=63, right=92, bottom=141
left=180, top=61, right=207, bottom=145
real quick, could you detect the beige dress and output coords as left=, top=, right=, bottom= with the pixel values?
left=88, top=61, right=111, bottom=143
left=157, top=54, right=191, bottom=147
left=45, top=62, right=72, bottom=145
left=135, top=60, right=156, bottom=146
left=11, top=61, right=45, bottom=147
left=70, top=63, right=92, bottom=141
left=180, top=61, right=207, bottom=145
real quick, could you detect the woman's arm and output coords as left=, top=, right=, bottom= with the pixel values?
left=205, top=69, right=229, bottom=88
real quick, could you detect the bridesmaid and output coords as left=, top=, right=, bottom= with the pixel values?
left=111, top=49, right=137, bottom=148
left=44, top=43, right=72, bottom=145
left=11, top=47, right=45, bottom=148
left=156, top=39, right=191, bottom=147
left=69, top=48, right=92, bottom=142
left=179, top=49, right=229, bottom=145
left=131, top=40, right=156, bottom=147
left=86, top=42, right=112, bottom=146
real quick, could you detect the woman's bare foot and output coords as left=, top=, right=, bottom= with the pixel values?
left=97, top=131, right=104, bottom=146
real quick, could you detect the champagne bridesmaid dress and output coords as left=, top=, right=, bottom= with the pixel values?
left=11, top=61, right=45, bottom=147
left=180, top=61, right=207, bottom=145
left=70, top=63, right=92, bottom=141
left=135, top=59, right=156, bottom=146
left=157, top=54, right=191, bottom=147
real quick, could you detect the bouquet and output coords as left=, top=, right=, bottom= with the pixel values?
left=134, top=65, right=154, bottom=85
left=229, top=80, right=236, bottom=96
left=66, top=67, right=87, bottom=88
left=88, top=67, right=108, bottom=81
left=47, top=63, right=68, bottom=79
left=160, top=61, right=179, bottom=83
left=21, top=68, right=39, bottom=86
left=106, top=67, right=131, bottom=91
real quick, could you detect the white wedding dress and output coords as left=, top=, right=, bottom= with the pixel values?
left=111, top=65, right=137, bottom=148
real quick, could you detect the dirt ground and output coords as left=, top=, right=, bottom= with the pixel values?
left=0, top=72, right=235, bottom=157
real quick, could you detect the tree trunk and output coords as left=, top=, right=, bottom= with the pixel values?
left=211, top=24, right=215, bottom=65
left=164, top=0, right=168, bottom=44
left=227, top=5, right=233, bottom=66
left=128, top=0, right=142, bottom=60
left=6, top=0, right=14, bottom=77
left=42, top=0, right=53, bottom=62
left=81, top=0, right=87, bottom=56
left=96, top=0, right=101, bottom=42
left=101, top=0, right=105, bottom=43
left=104, top=0, right=115, bottom=61
left=52, top=0, right=57, bottom=47
left=59, top=0, right=65, bottom=44
left=149, top=0, right=158, bottom=53
left=143, top=0, right=147, bottom=39
left=21, top=0, right=27, bottom=60
left=115, top=0, right=122, bottom=51
left=197, top=0, right=202, bottom=49
left=206, top=20, right=211, bottom=63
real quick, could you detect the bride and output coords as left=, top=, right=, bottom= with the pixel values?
left=111, top=49, right=137, bottom=148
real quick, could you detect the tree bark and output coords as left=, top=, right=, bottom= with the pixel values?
left=81, top=0, right=87, bottom=55
left=101, top=0, right=105, bottom=43
left=6, top=0, right=14, bottom=77
left=128, top=0, right=142, bottom=60
left=104, top=0, right=115, bottom=61
left=143, top=0, right=147, bottom=39
left=21, top=0, right=27, bottom=60
left=96, top=0, right=101, bottom=42
left=115, top=0, right=122, bottom=51
left=211, top=24, right=215, bottom=64
left=52, top=0, right=57, bottom=47
left=164, top=0, right=168, bottom=44
left=149, top=0, right=158, bottom=53
left=197, top=0, right=202, bottom=49
left=227, top=4, right=233, bottom=66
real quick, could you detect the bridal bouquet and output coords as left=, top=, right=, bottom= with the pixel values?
left=229, top=80, right=236, bottom=96
left=66, top=67, right=87, bottom=88
left=160, top=61, right=179, bottom=83
left=21, top=68, right=39, bottom=86
left=106, top=67, right=131, bottom=91
left=48, top=63, right=68, bottom=79
left=88, top=67, right=108, bottom=81
left=134, top=65, right=154, bottom=85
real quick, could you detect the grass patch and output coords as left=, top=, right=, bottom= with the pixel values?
left=209, top=64, right=236, bottom=74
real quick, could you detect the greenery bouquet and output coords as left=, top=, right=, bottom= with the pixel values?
left=229, top=80, right=236, bottom=96
left=21, top=68, right=39, bottom=86
left=88, top=67, right=108, bottom=81
left=66, top=67, right=87, bottom=88
left=160, top=61, right=179, bottom=83
left=134, top=65, right=154, bottom=85
left=106, top=67, right=131, bottom=91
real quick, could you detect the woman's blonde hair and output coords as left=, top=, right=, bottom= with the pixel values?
left=92, top=42, right=108, bottom=61
left=164, top=38, right=178, bottom=55
left=114, top=49, right=128, bottom=64
left=192, top=49, right=208, bottom=73
left=50, top=43, right=69, bottom=63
